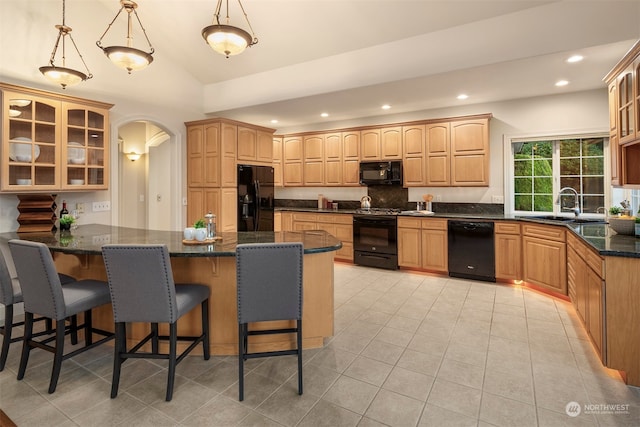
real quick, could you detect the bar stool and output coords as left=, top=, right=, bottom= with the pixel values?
left=0, top=248, right=78, bottom=372
left=7, top=240, right=114, bottom=393
left=101, top=244, right=210, bottom=402
left=235, top=242, right=304, bottom=401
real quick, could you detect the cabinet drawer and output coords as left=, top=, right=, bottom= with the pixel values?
left=421, top=218, right=448, bottom=230
left=522, top=224, right=566, bottom=242
left=567, top=232, right=587, bottom=259
left=319, top=214, right=352, bottom=224
left=398, top=217, right=422, bottom=228
left=495, top=222, right=520, bottom=235
left=292, top=213, right=317, bottom=222
left=585, top=249, right=604, bottom=278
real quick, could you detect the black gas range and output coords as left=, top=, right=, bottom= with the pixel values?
left=352, top=208, right=401, bottom=270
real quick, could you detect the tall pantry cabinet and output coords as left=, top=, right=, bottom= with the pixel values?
left=184, top=118, right=275, bottom=231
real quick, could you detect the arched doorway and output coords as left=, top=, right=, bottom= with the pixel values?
left=116, top=120, right=177, bottom=231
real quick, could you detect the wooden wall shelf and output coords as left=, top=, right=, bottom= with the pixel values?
left=16, top=194, right=57, bottom=233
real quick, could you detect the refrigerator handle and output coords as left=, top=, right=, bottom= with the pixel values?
left=254, top=180, right=260, bottom=232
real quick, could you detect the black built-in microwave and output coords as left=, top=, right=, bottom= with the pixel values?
left=359, top=161, right=402, bottom=185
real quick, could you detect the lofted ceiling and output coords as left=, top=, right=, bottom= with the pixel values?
left=1, top=0, right=639, bottom=131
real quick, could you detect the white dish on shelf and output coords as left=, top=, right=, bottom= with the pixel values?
left=67, top=142, right=86, bottom=164
left=9, top=141, right=39, bottom=162
left=16, top=179, right=32, bottom=185
left=69, top=179, right=85, bottom=185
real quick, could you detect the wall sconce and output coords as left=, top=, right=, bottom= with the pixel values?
left=97, top=0, right=154, bottom=74
left=126, top=152, right=141, bottom=161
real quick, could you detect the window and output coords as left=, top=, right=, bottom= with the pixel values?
left=512, top=136, right=606, bottom=215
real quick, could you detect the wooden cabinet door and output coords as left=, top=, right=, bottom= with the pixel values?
left=617, top=65, right=635, bottom=144
left=237, top=126, right=257, bottom=161
left=421, top=229, right=447, bottom=272
left=381, top=126, right=402, bottom=159
left=450, top=119, right=489, bottom=186
left=495, top=233, right=522, bottom=281
left=342, top=131, right=360, bottom=185
left=398, top=227, right=421, bottom=268
left=256, top=130, right=273, bottom=163
left=187, top=188, right=220, bottom=227
left=426, top=122, right=450, bottom=186
left=204, top=123, right=221, bottom=187
left=325, top=160, right=342, bottom=185
left=220, top=122, right=236, bottom=187
left=325, top=133, right=342, bottom=160
left=273, top=136, right=283, bottom=186
left=219, top=187, right=237, bottom=232
left=403, top=125, right=425, bottom=186
left=283, top=136, right=303, bottom=186
left=280, top=212, right=293, bottom=231
left=523, top=236, right=567, bottom=294
left=403, top=156, right=425, bottom=187
left=587, top=267, right=604, bottom=359
left=304, top=134, right=324, bottom=185
left=361, top=129, right=381, bottom=160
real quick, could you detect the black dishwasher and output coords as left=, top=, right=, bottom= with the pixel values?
left=448, top=220, right=495, bottom=282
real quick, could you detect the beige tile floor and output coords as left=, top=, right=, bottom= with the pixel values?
left=1, top=263, right=639, bottom=426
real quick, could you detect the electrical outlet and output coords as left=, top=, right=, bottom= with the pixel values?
left=76, top=203, right=84, bottom=214
left=182, top=197, right=188, bottom=206
left=492, top=195, right=504, bottom=204
left=92, top=201, right=111, bottom=212
left=92, top=235, right=111, bottom=245
left=435, top=194, right=442, bottom=202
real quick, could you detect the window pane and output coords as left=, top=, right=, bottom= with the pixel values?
left=582, top=139, right=603, bottom=156
left=583, top=195, right=604, bottom=214
left=533, top=177, right=552, bottom=193
left=534, top=159, right=552, bottom=176
left=582, top=158, right=604, bottom=175
left=560, top=158, right=580, bottom=175
left=583, top=177, right=604, bottom=194
left=515, top=177, right=532, bottom=192
left=560, top=139, right=580, bottom=157
left=534, top=195, right=553, bottom=211
left=560, top=178, right=579, bottom=190
left=515, top=195, right=532, bottom=211
left=514, top=158, right=532, bottom=176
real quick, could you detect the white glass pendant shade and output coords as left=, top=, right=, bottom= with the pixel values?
left=202, top=24, right=252, bottom=57
left=39, top=66, right=87, bottom=88
left=102, top=46, right=153, bottom=73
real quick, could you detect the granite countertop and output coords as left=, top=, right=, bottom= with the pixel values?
left=0, top=224, right=343, bottom=258
left=276, top=207, right=640, bottom=258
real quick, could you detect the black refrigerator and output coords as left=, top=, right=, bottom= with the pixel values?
left=237, top=164, right=275, bottom=231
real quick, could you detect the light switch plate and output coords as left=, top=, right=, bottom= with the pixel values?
left=492, top=195, right=504, bottom=203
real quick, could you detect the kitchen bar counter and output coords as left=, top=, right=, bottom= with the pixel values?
left=0, top=225, right=341, bottom=355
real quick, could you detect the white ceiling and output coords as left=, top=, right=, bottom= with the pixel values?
left=1, top=0, right=639, bottom=132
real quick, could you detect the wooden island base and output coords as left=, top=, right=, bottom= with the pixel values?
left=53, top=251, right=335, bottom=355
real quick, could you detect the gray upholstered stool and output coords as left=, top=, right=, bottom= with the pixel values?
left=235, top=242, right=304, bottom=401
left=7, top=240, right=113, bottom=393
left=101, top=244, right=210, bottom=402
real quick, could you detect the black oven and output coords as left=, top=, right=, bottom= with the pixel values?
left=353, top=214, right=398, bottom=270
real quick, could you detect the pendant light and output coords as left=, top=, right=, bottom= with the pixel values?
left=39, top=0, right=92, bottom=89
left=202, top=0, right=258, bottom=58
left=97, top=0, right=154, bottom=74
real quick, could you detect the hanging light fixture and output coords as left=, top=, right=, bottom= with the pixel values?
left=202, top=0, right=258, bottom=58
left=97, top=0, right=154, bottom=74
left=39, top=0, right=92, bottom=89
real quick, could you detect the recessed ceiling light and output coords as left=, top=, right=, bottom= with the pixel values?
left=457, top=94, right=468, bottom=100
left=555, top=80, right=569, bottom=87
left=567, top=55, right=583, bottom=63
left=381, top=104, right=391, bottom=110
left=320, top=112, right=329, bottom=118
left=270, top=119, right=278, bottom=124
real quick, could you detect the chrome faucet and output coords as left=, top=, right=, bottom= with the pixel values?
left=557, top=187, right=580, bottom=216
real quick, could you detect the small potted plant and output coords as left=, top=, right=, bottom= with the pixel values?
left=194, top=218, right=207, bottom=241
left=608, top=206, right=622, bottom=217
left=59, top=215, right=75, bottom=232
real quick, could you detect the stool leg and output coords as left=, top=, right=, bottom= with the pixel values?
left=17, top=312, right=34, bottom=380
left=48, top=319, right=66, bottom=393
left=238, top=323, right=245, bottom=401
left=201, top=300, right=210, bottom=360
left=151, top=323, right=159, bottom=354
left=166, top=322, right=177, bottom=401
left=84, top=310, right=92, bottom=346
left=297, top=319, right=303, bottom=395
left=0, top=305, right=14, bottom=371
left=69, top=315, right=78, bottom=345
left=111, top=322, right=126, bottom=399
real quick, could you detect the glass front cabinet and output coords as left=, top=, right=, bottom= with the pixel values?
left=1, top=83, right=112, bottom=192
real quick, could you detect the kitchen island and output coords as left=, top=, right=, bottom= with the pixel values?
left=0, top=224, right=342, bottom=355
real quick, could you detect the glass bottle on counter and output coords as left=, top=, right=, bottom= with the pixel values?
left=60, top=200, right=68, bottom=219
left=205, top=211, right=216, bottom=239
